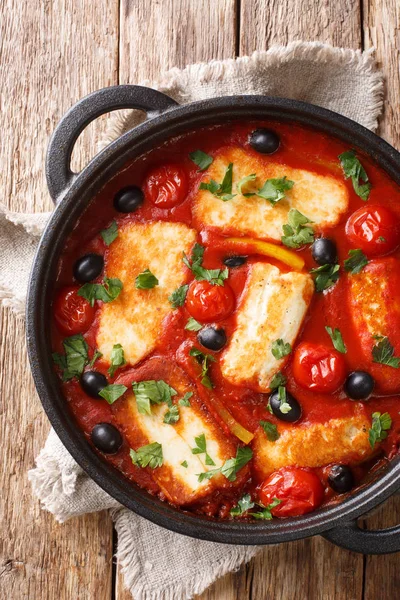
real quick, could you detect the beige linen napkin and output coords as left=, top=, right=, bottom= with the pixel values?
left=1, top=42, right=384, bottom=600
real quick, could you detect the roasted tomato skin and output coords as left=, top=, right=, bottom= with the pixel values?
left=292, top=341, right=346, bottom=393
left=259, top=467, right=324, bottom=517
left=143, top=164, right=188, bottom=208
left=54, top=286, right=95, bottom=335
left=345, top=205, right=399, bottom=256
left=186, top=280, right=235, bottom=323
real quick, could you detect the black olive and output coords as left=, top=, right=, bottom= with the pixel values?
left=344, top=371, right=374, bottom=400
left=91, top=423, right=123, bottom=454
left=73, top=253, right=104, bottom=283
left=197, top=327, right=227, bottom=351
left=81, top=371, right=108, bottom=398
left=269, top=389, right=302, bottom=422
left=328, top=464, right=354, bottom=494
left=249, top=128, right=280, bottom=154
left=311, top=238, right=338, bottom=265
left=114, top=186, right=144, bottom=213
left=223, top=256, right=247, bottom=268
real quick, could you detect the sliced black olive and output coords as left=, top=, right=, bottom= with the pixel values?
left=198, top=327, right=227, bottom=351
left=311, top=238, right=338, bottom=265
left=73, top=253, right=104, bottom=283
left=114, top=186, right=144, bottom=213
left=91, top=423, right=123, bottom=454
left=328, top=464, right=354, bottom=494
left=344, top=371, right=374, bottom=400
left=81, top=371, right=108, bottom=398
left=223, top=255, right=247, bottom=268
left=269, top=389, right=301, bottom=422
left=249, top=128, right=280, bottom=154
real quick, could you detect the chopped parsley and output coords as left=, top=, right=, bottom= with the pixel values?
left=197, top=445, right=253, bottom=483
left=249, top=498, right=282, bottom=520
left=179, top=392, right=193, bottom=406
left=181, top=460, right=188, bottom=468
left=257, top=177, right=294, bottom=205
left=163, top=405, right=180, bottom=425
left=372, top=335, right=400, bottom=368
left=130, top=443, right=163, bottom=469
left=277, top=386, right=292, bottom=414
left=260, top=421, right=279, bottom=441
left=108, top=343, right=126, bottom=377
left=269, top=371, right=287, bottom=390
left=339, top=150, right=371, bottom=201
left=135, top=269, right=159, bottom=290
left=183, top=242, right=228, bottom=286
left=101, top=220, right=118, bottom=246
left=132, top=380, right=177, bottom=415
left=369, top=412, right=392, bottom=448
left=325, top=326, right=347, bottom=354
left=99, top=384, right=127, bottom=405
left=168, top=284, right=189, bottom=308
left=281, top=209, right=314, bottom=249
left=189, top=149, right=213, bottom=171
left=78, top=277, right=123, bottom=307
left=344, top=249, right=369, bottom=274
left=185, top=317, right=202, bottom=332
left=271, top=339, right=292, bottom=360
left=199, top=162, right=236, bottom=201
left=88, top=349, right=103, bottom=368
left=189, top=347, right=216, bottom=389
left=52, top=334, right=89, bottom=381
left=191, top=433, right=215, bottom=466
left=237, top=174, right=257, bottom=196
left=310, top=263, right=340, bottom=292
left=230, top=493, right=255, bottom=517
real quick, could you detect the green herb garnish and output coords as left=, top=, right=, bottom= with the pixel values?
left=183, top=243, right=228, bottom=286
left=344, top=249, right=369, bottom=274
left=130, top=443, right=163, bottom=469
left=230, top=493, right=255, bottom=517
left=108, top=343, right=126, bottom=377
left=310, top=263, right=340, bottom=292
left=197, top=446, right=253, bottom=483
left=179, top=392, right=193, bottom=407
left=163, top=405, right=180, bottom=425
left=168, top=284, right=189, bottom=308
left=181, top=460, right=188, bottom=468
left=132, top=380, right=177, bottom=415
left=189, top=150, right=213, bottom=171
left=277, top=386, right=292, bottom=414
left=99, top=384, right=127, bottom=405
left=372, top=336, right=400, bottom=368
left=199, top=163, right=236, bottom=201
left=369, top=412, right=392, bottom=448
left=269, top=371, right=287, bottom=390
left=78, top=277, right=123, bottom=306
left=185, top=317, right=202, bottom=332
left=281, top=209, right=314, bottom=249
left=325, top=326, right=347, bottom=353
left=249, top=498, right=282, bottom=520
left=271, top=339, right=292, bottom=360
left=101, top=220, right=118, bottom=246
left=189, top=347, right=216, bottom=388
left=257, top=177, right=294, bottom=205
left=339, top=150, right=371, bottom=201
left=52, top=334, right=89, bottom=381
left=88, top=349, right=103, bottom=368
left=191, top=433, right=215, bottom=466
left=135, top=269, right=159, bottom=290
left=260, top=421, right=279, bottom=441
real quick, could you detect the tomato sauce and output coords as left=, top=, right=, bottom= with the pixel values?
left=52, top=121, right=400, bottom=519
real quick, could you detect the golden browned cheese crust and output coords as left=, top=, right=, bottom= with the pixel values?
left=192, top=146, right=349, bottom=241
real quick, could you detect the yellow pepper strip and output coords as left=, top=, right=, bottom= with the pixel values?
left=225, top=237, right=305, bottom=271
left=213, top=401, right=254, bottom=444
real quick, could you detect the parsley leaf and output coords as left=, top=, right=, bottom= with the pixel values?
left=271, top=339, right=292, bottom=360
left=99, top=384, right=127, bottom=404
left=130, top=443, right=163, bottom=469
left=168, top=284, right=189, bottom=308
left=181, top=460, right=188, bottom=468
left=89, top=349, right=103, bottom=368
left=372, top=336, right=400, bottom=368
left=257, top=177, right=294, bottom=205
left=163, top=405, right=180, bottom=424
left=78, top=277, right=123, bottom=306
left=310, top=263, right=340, bottom=292
left=189, top=149, right=213, bottom=171
left=189, top=347, right=216, bottom=388
left=249, top=498, right=282, bottom=520
left=135, top=269, right=159, bottom=290
left=269, top=371, right=287, bottom=390
left=237, top=174, right=257, bottom=196
left=108, top=343, right=126, bottom=377
left=179, top=392, right=193, bottom=406
left=281, top=209, right=314, bottom=249
left=101, top=220, right=118, bottom=246
left=260, top=421, right=279, bottom=441
left=52, top=334, right=89, bottom=381
left=230, top=493, right=255, bottom=517
left=369, top=412, right=392, bottom=448
left=185, top=317, right=202, bottom=332
left=344, top=249, right=369, bottom=274
left=277, top=386, right=292, bottom=414
left=199, top=163, right=236, bottom=201
left=325, top=326, right=347, bottom=353
left=221, top=446, right=253, bottom=482
left=197, top=469, right=220, bottom=483
left=191, top=433, right=215, bottom=466
left=183, top=243, right=228, bottom=286
left=132, top=380, right=177, bottom=415
left=339, top=150, right=371, bottom=201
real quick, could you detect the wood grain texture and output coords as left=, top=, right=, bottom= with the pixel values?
left=0, top=0, right=118, bottom=598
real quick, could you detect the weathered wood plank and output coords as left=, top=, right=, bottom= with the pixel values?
left=0, top=0, right=119, bottom=598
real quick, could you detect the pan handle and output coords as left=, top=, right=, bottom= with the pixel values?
left=322, top=519, right=400, bottom=554
left=46, top=85, right=179, bottom=203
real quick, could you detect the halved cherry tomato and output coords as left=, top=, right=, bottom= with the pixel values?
left=54, top=286, right=95, bottom=335
left=259, top=467, right=324, bottom=517
left=345, top=205, right=399, bottom=257
left=186, top=280, right=235, bottom=322
left=143, top=164, right=188, bottom=208
left=292, top=341, right=346, bottom=393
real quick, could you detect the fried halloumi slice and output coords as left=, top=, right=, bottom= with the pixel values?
left=96, top=221, right=197, bottom=365
left=113, top=358, right=244, bottom=505
left=348, top=257, right=400, bottom=394
left=253, top=414, right=373, bottom=479
left=220, top=263, right=314, bottom=391
left=192, top=146, right=349, bottom=241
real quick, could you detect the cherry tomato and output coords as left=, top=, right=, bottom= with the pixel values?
left=143, top=164, right=188, bottom=208
left=345, top=205, right=399, bottom=257
left=186, top=280, right=235, bottom=323
left=292, top=341, right=346, bottom=393
left=54, top=286, right=95, bottom=335
left=259, top=467, right=324, bottom=517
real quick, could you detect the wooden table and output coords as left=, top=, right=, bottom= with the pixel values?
left=1, top=1, right=399, bottom=598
